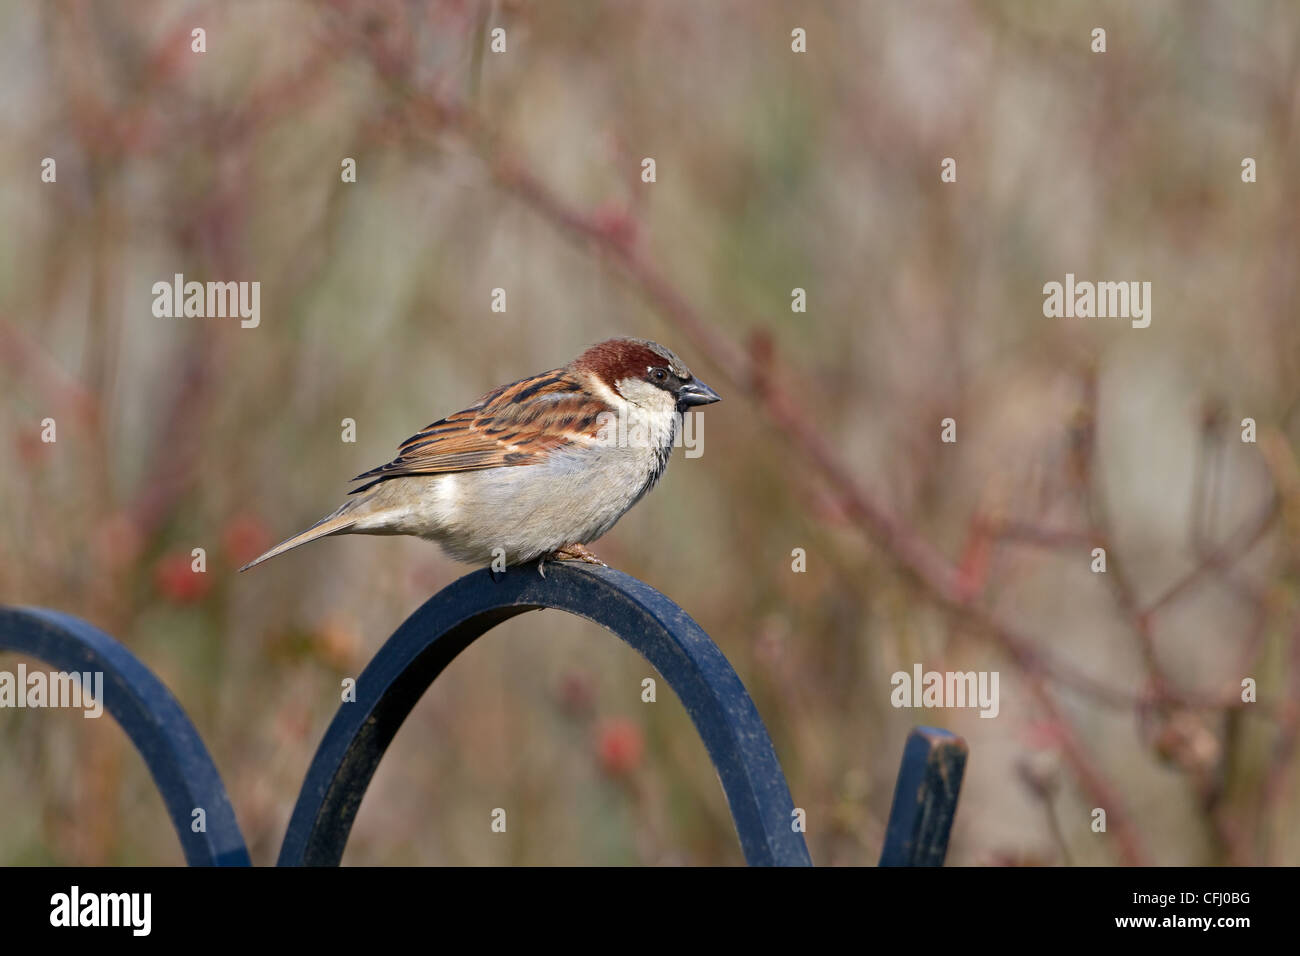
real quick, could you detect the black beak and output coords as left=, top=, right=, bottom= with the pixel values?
left=677, top=378, right=721, bottom=409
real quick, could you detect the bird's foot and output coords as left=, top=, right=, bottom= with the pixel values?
left=556, top=543, right=608, bottom=566
left=537, top=544, right=607, bottom=576
left=537, top=544, right=607, bottom=577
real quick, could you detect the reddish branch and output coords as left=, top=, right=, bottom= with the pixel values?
left=324, top=24, right=1300, bottom=863
left=23, top=9, right=1279, bottom=866
left=353, top=84, right=1154, bottom=861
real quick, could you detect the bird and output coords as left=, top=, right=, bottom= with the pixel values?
left=239, top=337, right=721, bottom=573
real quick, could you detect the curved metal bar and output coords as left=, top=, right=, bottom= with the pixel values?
left=0, top=607, right=250, bottom=865
left=879, top=726, right=967, bottom=866
left=278, top=562, right=811, bottom=866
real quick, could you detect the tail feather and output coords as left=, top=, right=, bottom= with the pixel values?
left=238, top=507, right=358, bottom=572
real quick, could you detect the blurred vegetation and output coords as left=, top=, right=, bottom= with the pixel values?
left=1, top=0, right=1299, bottom=865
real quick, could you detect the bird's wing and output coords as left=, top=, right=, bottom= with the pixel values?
left=349, top=369, right=608, bottom=492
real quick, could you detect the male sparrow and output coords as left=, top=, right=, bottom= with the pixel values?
left=239, top=338, right=720, bottom=572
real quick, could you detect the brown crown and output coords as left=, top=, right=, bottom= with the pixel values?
left=570, top=338, right=689, bottom=386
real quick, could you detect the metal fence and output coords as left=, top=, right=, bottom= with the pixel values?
left=0, top=562, right=966, bottom=866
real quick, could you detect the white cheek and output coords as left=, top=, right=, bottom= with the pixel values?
left=588, top=376, right=626, bottom=408
left=615, top=378, right=675, bottom=412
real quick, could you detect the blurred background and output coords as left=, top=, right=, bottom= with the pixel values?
left=2, top=0, right=1298, bottom=865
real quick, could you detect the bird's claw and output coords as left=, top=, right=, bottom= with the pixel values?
left=537, top=545, right=607, bottom=576
left=554, top=544, right=608, bottom=567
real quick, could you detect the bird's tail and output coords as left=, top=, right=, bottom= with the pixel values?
left=238, top=504, right=358, bottom=572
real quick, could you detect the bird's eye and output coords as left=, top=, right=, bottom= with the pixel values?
left=650, top=367, right=667, bottom=382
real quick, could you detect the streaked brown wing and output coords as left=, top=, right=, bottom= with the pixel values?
left=349, top=369, right=605, bottom=492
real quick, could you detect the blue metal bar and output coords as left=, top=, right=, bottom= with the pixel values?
left=3, top=577, right=966, bottom=867
left=0, top=606, right=250, bottom=865
left=277, top=562, right=811, bottom=866
left=879, top=726, right=968, bottom=866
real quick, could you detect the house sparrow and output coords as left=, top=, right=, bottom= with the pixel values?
left=239, top=338, right=720, bottom=573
